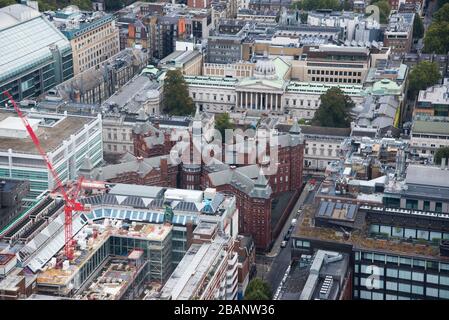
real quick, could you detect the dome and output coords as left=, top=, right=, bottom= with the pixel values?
left=146, top=89, right=160, bottom=100
left=254, top=59, right=277, bottom=80
left=353, top=104, right=364, bottom=113
left=63, top=5, right=81, bottom=14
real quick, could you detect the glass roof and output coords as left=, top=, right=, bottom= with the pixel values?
left=0, top=16, right=71, bottom=82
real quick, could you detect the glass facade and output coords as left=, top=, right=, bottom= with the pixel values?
left=354, top=250, right=449, bottom=300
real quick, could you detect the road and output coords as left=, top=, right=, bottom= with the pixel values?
left=255, top=178, right=320, bottom=295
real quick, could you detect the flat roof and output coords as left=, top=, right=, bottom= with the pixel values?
left=0, top=110, right=95, bottom=153
left=37, top=222, right=171, bottom=286
left=412, top=120, right=449, bottom=135
left=406, top=165, right=449, bottom=188
left=109, top=184, right=165, bottom=199
left=295, top=205, right=444, bottom=260
left=0, top=253, right=16, bottom=266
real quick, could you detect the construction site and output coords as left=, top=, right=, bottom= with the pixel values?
left=35, top=220, right=172, bottom=298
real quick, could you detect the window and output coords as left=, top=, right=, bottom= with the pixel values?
left=404, top=229, right=416, bottom=239
left=440, top=275, right=449, bottom=286
left=387, top=268, right=398, bottom=278
left=423, top=201, right=430, bottom=211
left=439, top=289, right=449, bottom=299
left=400, top=257, right=412, bottom=266
left=412, top=272, right=424, bottom=282
left=398, top=283, right=411, bottom=293
left=412, top=285, right=424, bottom=295
left=426, top=287, right=438, bottom=297
left=398, top=270, right=411, bottom=280
left=436, top=202, right=443, bottom=212
left=360, top=290, right=372, bottom=300
left=387, top=255, right=399, bottom=264
left=427, top=274, right=439, bottom=284
left=386, top=281, right=398, bottom=291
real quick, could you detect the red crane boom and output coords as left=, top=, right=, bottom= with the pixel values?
left=3, top=91, right=88, bottom=260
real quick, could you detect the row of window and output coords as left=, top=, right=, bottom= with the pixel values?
left=311, top=77, right=362, bottom=83
left=369, top=224, right=448, bottom=242
left=308, top=69, right=362, bottom=77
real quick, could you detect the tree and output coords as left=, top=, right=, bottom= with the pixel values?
left=244, top=278, right=271, bottom=300
left=371, top=0, right=391, bottom=24
left=0, top=0, right=16, bottom=8
left=423, top=4, right=449, bottom=54
left=162, top=69, right=195, bottom=116
left=413, top=13, right=424, bottom=39
left=214, top=113, right=235, bottom=141
left=435, top=147, right=449, bottom=165
left=407, top=61, right=441, bottom=99
left=295, top=0, right=342, bottom=11
left=312, top=87, right=354, bottom=128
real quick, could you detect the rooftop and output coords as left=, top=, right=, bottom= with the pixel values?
left=36, top=221, right=171, bottom=287
left=0, top=110, right=94, bottom=154
left=412, top=119, right=449, bottom=135
left=295, top=205, right=445, bottom=260
left=0, top=4, right=71, bottom=83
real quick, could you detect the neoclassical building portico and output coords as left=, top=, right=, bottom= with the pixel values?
left=185, top=57, right=364, bottom=119
left=235, top=59, right=287, bottom=112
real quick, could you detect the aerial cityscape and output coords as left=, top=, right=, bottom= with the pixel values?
left=0, top=0, right=449, bottom=304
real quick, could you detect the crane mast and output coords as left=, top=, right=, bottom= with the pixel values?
left=3, top=91, right=91, bottom=260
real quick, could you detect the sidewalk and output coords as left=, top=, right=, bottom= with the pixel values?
left=266, top=183, right=312, bottom=258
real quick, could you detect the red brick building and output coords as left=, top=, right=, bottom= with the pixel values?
left=133, top=121, right=174, bottom=158
left=202, top=124, right=305, bottom=251
left=187, top=0, right=210, bottom=9
left=85, top=153, right=178, bottom=188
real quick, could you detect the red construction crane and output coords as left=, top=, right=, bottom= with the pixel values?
left=3, top=91, right=93, bottom=260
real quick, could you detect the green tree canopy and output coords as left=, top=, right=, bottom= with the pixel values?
left=435, top=147, right=449, bottom=165
left=423, top=4, right=449, bottom=54
left=407, top=61, right=441, bottom=99
left=0, top=0, right=16, bottom=8
left=214, top=113, right=235, bottom=142
left=294, top=0, right=342, bottom=11
left=312, top=87, right=354, bottom=128
left=413, top=13, right=424, bottom=39
left=162, top=69, right=195, bottom=116
left=371, top=0, right=391, bottom=24
left=244, top=278, right=271, bottom=300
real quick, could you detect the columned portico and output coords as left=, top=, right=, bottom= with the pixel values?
left=236, top=91, right=284, bottom=112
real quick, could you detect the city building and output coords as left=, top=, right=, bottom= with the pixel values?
left=0, top=179, right=29, bottom=232
left=291, top=135, right=449, bottom=300
left=203, top=124, right=304, bottom=250
left=16, top=184, right=240, bottom=297
left=185, top=57, right=364, bottom=118
left=206, top=33, right=246, bottom=64
left=86, top=154, right=179, bottom=188
left=102, top=73, right=162, bottom=117
left=0, top=109, right=103, bottom=199
left=158, top=50, right=203, bottom=76
left=415, top=79, right=449, bottom=117
left=293, top=45, right=371, bottom=85
left=0, top=4, right=73, bottom=106
left=43, top=48, right=149, bottom=107
left=306, top=10, right=381, bottom=43
left=384, top=13, right=414, bottom=54
left=277, top=250, right=352, bottom=300
left=276, top=124, right=351, bottom=173
left=409, top=117, right=449, bottom=160
left=160, top=223, right=239, bottom=300
left=52, top=6, right=120, bottom=75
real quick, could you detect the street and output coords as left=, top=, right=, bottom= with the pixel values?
left=255, top=178, right=320, bottom=295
